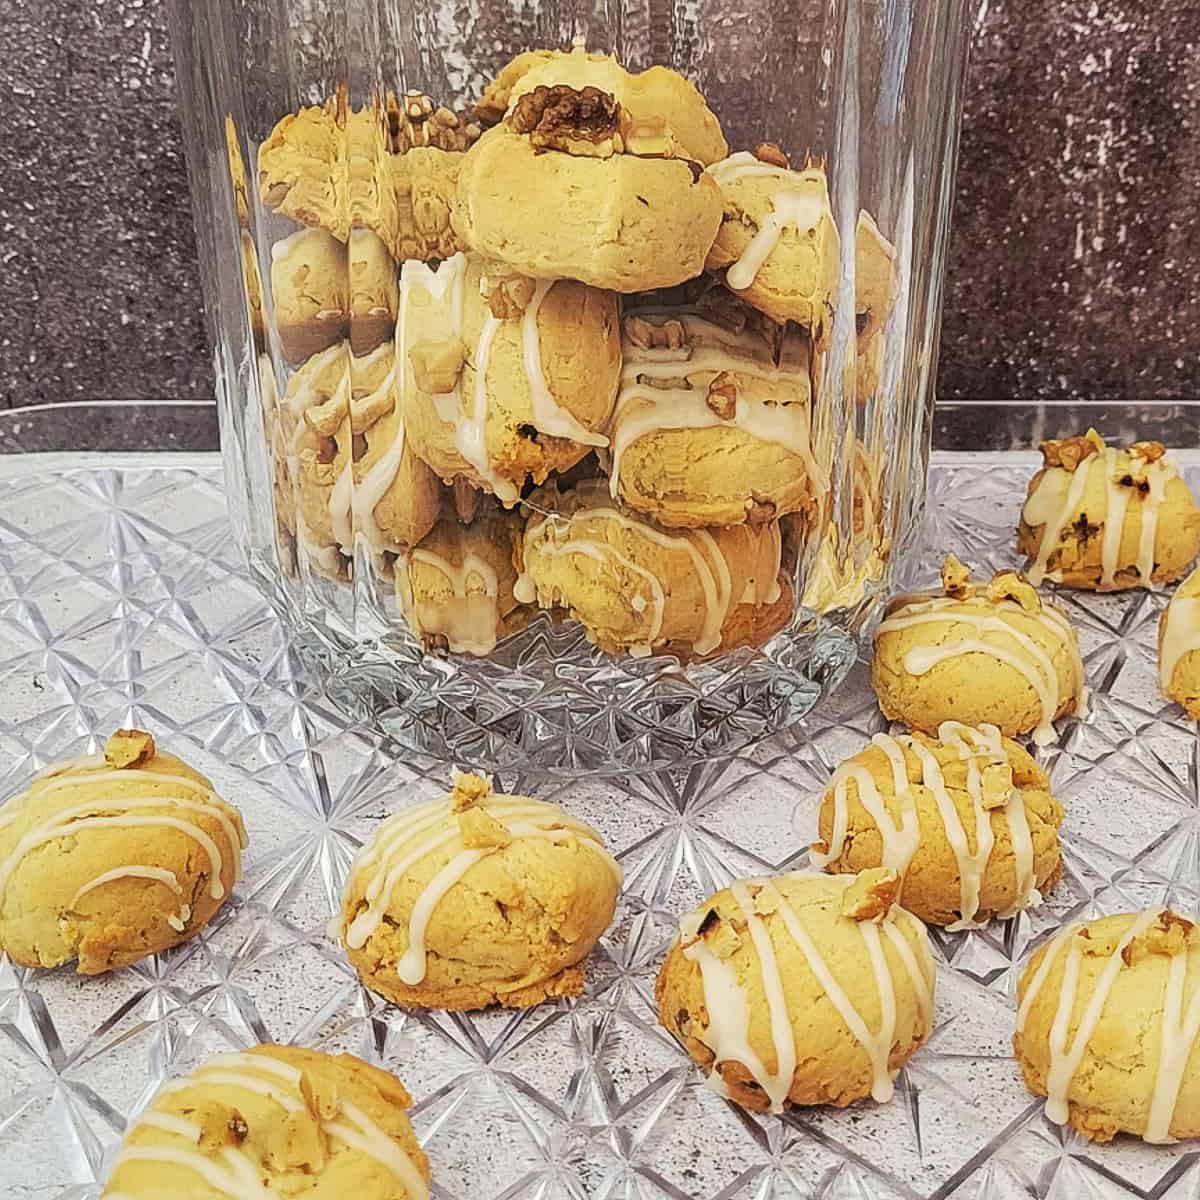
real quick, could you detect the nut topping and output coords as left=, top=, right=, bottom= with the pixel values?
left=754, top=141, right=790, bottom=168
left=940, top=553, right=972, bottom=599
left=706, top=373, right=738, bottom=420
left=481, top=271, right=536, bottom=319
left=841, top=868, right=900, bottom=922
left=508, top=84, right=624, bottom=157
left=1039, top=432, right=1102, bottom=471
left=410, top=337, right=466, bottom=395
left=105, top=729, right=156, bottom=769
left=624, top=315, right=687, bottom=351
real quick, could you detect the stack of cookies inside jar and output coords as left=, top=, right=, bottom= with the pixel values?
left=238, top=38, right=897, bottom=661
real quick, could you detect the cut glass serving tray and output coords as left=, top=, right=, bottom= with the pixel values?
left=0, top=449, right=1197, bottom=1200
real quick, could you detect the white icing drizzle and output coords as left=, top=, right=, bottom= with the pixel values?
left=0, top=766, right=245, bottom=911
left=522, top=500, right=734, bottom=655
left=1160, top=594, right=1200, bottom=693
left=815, top=723, right=1038, bottom=927
left=407, top=549, right=502, bottom=655
left=1023, top=446, right=1180, bottom=588
left=680, top=874, right=933, bottom=1112
left=1146, top=939, right=1200, bottom=1143
left=521, top=279, right=609, bottom=447
left=71, top=867, right=183, bottom=905
left=877, top=597, right=1083, bottom=746
left=1042, top=909, right=1160, bottom=1125
left=341, top=784, right=620, bottom=982
left=705, top=153, right=833, bottom=290
left=115, top=1052, right=429, bottom=1200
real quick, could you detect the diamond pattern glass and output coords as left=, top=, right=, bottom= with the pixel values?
left=1, top=450, right=1198, bottom=1199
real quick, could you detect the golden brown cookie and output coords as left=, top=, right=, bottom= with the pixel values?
left=856, top=210, right=898, bottom=345
left=1160, top=565, right=1200, bottom=718
left=271, top=227, right=349, bottom=366
left=0, top=731, right=246, bottom=974
left=100, top=1045, right=429, bottom=1198
left=258, top=92, right=350, bottom=239
left=656, top=869, right=935, bottom=1112
left=1014, top=908, right=1200, bottom=1143
left=453, top=43, right=726, bottom=291
left=517, top=479, right=785, bottom=657
left=873, top=556, right=1086, bottom=746
left=280, top=343, right=353, bottom=579
left=348, top=228, right=398, bottom=357
left=1019, top=430, right=1200, bottom=590
left=340, top=771, right=621, bottom=1010
left=609, top=308, right=823, bottom=528
left=705, top=147, right=840, bottom=332
left=240, top=230, right=265, bottom=352
left=813, top=722, right=1064, bottom=928
left=397, top=503, right=527, bottom=656
left=398, top=253, right=619, bottom=504
left=337, top=343, right=442, bottom=560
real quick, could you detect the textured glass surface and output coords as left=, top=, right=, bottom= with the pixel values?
left=1, top=450, right=1198, bottom=1198
left=165, top=0, right=977, bottom=770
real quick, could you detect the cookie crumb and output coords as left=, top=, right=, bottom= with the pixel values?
left=980, top=762, right=1015, bottom=810
left=450, top=770, right=494, bottom=811
left=840, top=868, right=900, bottom=922
left=459, top=805, right=513, bottom=849
left=105, top=730, right=156, bottom=769
left=985, top=570, right=1041, bottom=612
left=410, top=337, right=465, bottom=394
left=940, top=554, right=972, bottom=599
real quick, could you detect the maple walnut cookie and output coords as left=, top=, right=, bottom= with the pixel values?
left=872, top=555, right=1086, bottom=746
left=1014, top=908, right=1200, bottom=1143
left=398, top=252, right=619, bottom=505
left=397, top=501, right=528, bottom=656
left=1018, top=430, right=1200, bottom=590
left=454, top=44, right=727, bottom=291
left=0, top=730, right=247, bottom=975
left=516, top=478, right=785, bottom=658
left=339, top=771, right=621, bottom=1011
left=813, top=723, right=1064, bottom=929
left=100, top=1045, right=429, bottom=1199
left=609, top=307, right=825, bottom=529
left=704, top=144, right=840, bottom=332
left=657, top=870, right=935, bottom=1112
left=1160, top=565, right=1200, bottom=718
left=271, top=226, right=349, bottom=366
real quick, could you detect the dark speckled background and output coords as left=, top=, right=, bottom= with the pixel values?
left=1, top=0, right=1198, bottom=438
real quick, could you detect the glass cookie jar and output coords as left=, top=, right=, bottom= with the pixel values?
left=168, top=0, right=976, bottom=774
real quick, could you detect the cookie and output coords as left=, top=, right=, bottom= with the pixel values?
left=258, top=92, right=351, bottom=239
left=609, top=308, right=824, bottom=528
left=453, top=43, right=726, bottom=291
left=1019, top=431, right=1200, bottom=590
left=856, top=210, right=898, bottom=345
left=1160, top=565, right=1200, bottom=718
left=1014, top=908, right=1200, bottom=1143
left=271, top=227, right=349, bottom=366
left=813, top=722, right=1064, bottom=928
left=397, top=503, right=527, bottom=656
left=336, top=343, right=442, bottom=559
left=656, top=869, right=935, bottom=1112
left=391, top=146, right=467, bottom=264
left=240, top=230, right=265, bottom=352
left=398, top=253, right=619, bottom=504
left=705, top=146, right=840, bottom=332
left=100, top=1044, right=429, bottom=1198
left=873, top=555, right=1086, bottom=745
left=517, top=478, right=784, bottom=657
left=0, top=731, right=246, bottom=974
left=349, top=228, right=398, bottom=357
left=339, top=771, right=621, bottom=1010
left=280, top=343, right=353, bottom=579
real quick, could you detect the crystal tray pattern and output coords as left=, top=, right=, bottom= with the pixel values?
left=0, top=450, right=1198, bottom=1200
